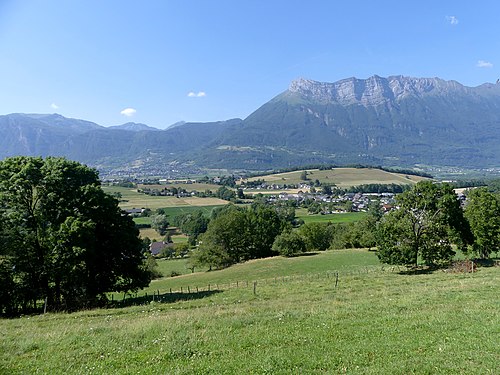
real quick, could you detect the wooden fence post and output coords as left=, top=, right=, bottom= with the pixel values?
left=335, top=272, right=339, bottom=288
left=253, top=281, right=257, bottom=295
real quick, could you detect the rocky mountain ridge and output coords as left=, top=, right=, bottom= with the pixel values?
left=286, top=75, right=500, bottom=106
left=1, top=75, right=500, bottom=173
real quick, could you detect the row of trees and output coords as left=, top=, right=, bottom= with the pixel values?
left=0, top=157, right=153, bottom=315
left=189, top=181, right=499, bottom=271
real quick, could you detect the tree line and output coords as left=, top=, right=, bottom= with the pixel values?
left=189, top=181, right=499, bottom=270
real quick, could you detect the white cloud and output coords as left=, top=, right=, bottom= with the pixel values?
left=120, top=108, right=137, bottom=117
left=446, top=15, right=459, bottom=25
left=477, top=60, right=493, bottom=68
left=50, top=103, right=59, bottom=110
left=187, top=91, right=206, bottom=98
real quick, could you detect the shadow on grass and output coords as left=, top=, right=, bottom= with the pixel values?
left=293, top=252, right=319, bottom=257
left=473, top=258, right=500, bottom=267
left=111, top=290, right=223, bottom=308
left=398, top=267, right=436, bottom=275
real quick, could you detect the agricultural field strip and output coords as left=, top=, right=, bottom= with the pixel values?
left=102, top=186, right=227, bottom=210
left=244, top=168, right=429, bottom=187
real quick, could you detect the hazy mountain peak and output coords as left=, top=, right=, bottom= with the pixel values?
left=165, top=121, right=187, bottom=129
left=109, top=122, right=159, bottom=131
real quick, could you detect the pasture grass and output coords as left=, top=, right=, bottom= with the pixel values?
left=138, top=228, right=161, bottom=241
left=1, top=250, right=498, bottom=374
left=296, top=209, right=368, bottom=224
left=244, top=167, right=429, bottom=187
left=143, top=249, right=380, bottom=295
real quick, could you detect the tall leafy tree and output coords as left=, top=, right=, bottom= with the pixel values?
left=173, top=210, right=209, bottom=245
left=272, top=230, right=306, bottom=257
left=195, top=207, right=250, bottom=268
left=247, top=204, right=289, bottom=258
left=0, top=156, right=151, bottom=314
left=376, top=181, right=472, bottom=268
left=298, top=222, right=336, bottom=251
left=193, top=205, right=288, bottom=269
left=151, top=213, right=169, bottom=235
left=464, top=188, right=500, bottom=259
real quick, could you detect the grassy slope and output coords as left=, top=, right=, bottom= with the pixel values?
left=245, top=167, right=429, bottom=188
left=1, top=250, right=498, bottom=374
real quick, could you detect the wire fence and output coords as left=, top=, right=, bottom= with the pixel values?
left=115, top=265, right=408, bottom=306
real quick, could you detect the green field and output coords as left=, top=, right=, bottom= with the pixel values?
left=244, top=167, right=429, bottom=188
left=143, top=249, right=379, bottom=294
left=138, top=182, right=220, bottom=192
left=102, top=186, right=228, bottom=210
left=2, top=250, right=498, bottom=374
left=296, top=209, right=368, bottom=224
left=132, top=206, right=223, bottom=226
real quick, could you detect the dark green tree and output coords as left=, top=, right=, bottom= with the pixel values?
left=464, top=188, right=500, bottom=259
left=194, top=207, right=250, bottom=268
left=272, top=230, right=306, bottom=257
left=193, top=205, right=288, bottom=269
left=247, top=204, right=290, bottom=259
left=216, top=186, right=236, bottom=201
left=376, top=181, right=472, bottom=268
left=0, top=156, right=151, bottom=314
left=298, top=222, right=336, bottom=251
left=173, top=210, right=209, bottom=245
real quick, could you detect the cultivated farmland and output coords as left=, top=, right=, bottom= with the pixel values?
left=243, top=167, right=430, bottom=188
left=102, top=186, right=228, bottom=210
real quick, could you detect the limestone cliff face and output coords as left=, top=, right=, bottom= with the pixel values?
left=287, top=75, right=482, bottom=106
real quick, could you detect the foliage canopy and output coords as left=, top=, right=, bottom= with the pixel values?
left=0, top=156, right=151, bottom=315
left=376, top=181, right=472, bottom=268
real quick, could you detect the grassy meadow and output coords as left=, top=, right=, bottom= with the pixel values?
left=295, top=209, right=368, bottom=224
left=101, top=186, right=227, bottom=210
left=1, top=250, right=498, bottom=374
left=244, top=167, right=429, bottom=188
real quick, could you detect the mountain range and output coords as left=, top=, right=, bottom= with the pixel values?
left=2, top=75, right=500, bottom=174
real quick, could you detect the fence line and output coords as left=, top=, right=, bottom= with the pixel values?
left=118, top=265, right=405, bottom=304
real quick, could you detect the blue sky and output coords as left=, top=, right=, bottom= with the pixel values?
left=0, top=1, right=499, bottom=128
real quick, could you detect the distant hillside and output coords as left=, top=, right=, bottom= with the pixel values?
left=108, top=122, right=159, bottom=132
left=1, top=75, right=500, bottom=173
